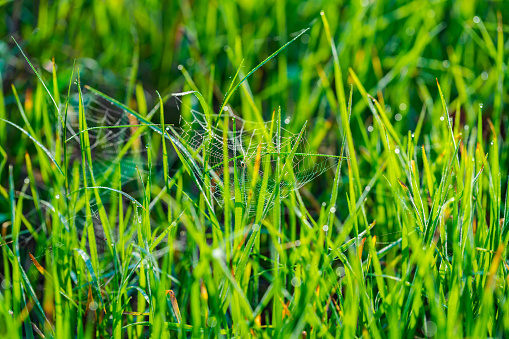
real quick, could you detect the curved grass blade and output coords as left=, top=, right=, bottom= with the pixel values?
left=0, top=118, right=64, bottom=176
left=67, top=186, right=144, bottom=210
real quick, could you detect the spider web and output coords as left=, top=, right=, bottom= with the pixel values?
left=65, top=91, right=149, bottom=184
left=170, top=95, right=340, bottom=216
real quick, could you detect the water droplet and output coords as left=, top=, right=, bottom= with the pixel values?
left=55, top=194, right=60, bottom=200
left=481, top=71, right=489, bottom=81
left=411, top=134, right=415, bottom=138
left=295, top=240, right=301, bottom=247
left=223, top=106, right=228, bottom=112
left=284, top=118, right=290, bottom=124
left=336, top=267, right=345, bottom=277
left=422, top=320, right=438, bottom=337
left=479, top=103, right=483, bottom=109
left=405, top=27, right=415, bottom=36
left=291, top=277, right=302, bottom=287
left=252, top=224, right=260, bottom=232
left=207, top=317, right=217, bottom=328
left=365, top=185, right=371, bottom=192
left=399, top=103, right=407, bottom=111
left=330, top=207, right=336, bottom=213
left=177, top=64, right=183, bottom=70
left=427, top=10, right=435, bottom=18
left=145, top=144, right=149, bottom=148
left=395, top=113, right=402, bottom=121
left=395, top=148, right=400, bottom=154
left=442, top=60, right=450, bottom=68
left=440, top=116, right=445, bottom=121
left=360, top=0, right=369, bottom=7
left=320, top=11, right=325, bottom=15
left=322, top=202, right=326, bottom=207
left=490, top=141, right=494, bottom=145
left=464, top=125, right=469, bottom=131
left=212, top=248, right=224, bottom=259
left=166, top=127, right=170, bottom=131
left=322, top=225, right=329, bottom=232
left=367, top=125, right=374, bottom=132
left=24, top=178, right=30, bottom=184
left=89, top=301, right=99, bottom=311
left=473, top=16, right=480, bottom=24
left=1, top=280, right=11, bottom=289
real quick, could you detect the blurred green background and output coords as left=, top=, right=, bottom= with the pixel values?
left=1, top=0, right=508, bottom=117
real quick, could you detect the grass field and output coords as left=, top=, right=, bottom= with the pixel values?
left=1, top=0, right=509, bottom=338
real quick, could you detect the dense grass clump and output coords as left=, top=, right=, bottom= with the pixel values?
left=1, top=0, right=509, bottom=338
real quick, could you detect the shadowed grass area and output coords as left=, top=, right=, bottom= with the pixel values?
left=0, top=0, right=508, bottom=338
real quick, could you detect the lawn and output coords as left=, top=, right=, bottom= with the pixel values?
left=0, top=0, right=508, bottom=338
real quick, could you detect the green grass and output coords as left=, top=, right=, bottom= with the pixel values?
left=1, top=0, right=509, bottom=338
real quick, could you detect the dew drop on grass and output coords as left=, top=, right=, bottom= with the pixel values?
left=166, top=127, right=170, bottom=131
left=322, top=225, right=329, bottom=232
left=89, top=301, right=98, bottom=311
left=464, top=125, right=469, bottom=131
left=481, top=71, right=489, bottom=80
left=212, top=248, right=224, bottom=259
left=55, top=194, right=60, bottom=200
left=24, top=178, right=29, bottom=184
left=422, top=320, right=438, bottom=337
left=322, top=202, right=326, bottom=207
left=365, top=185, right=371, bottom=191
left=479, top=103, right=483, bottom=109
left=1, top=280, right=10, bottom=289
left=490, top=141, right=494, bottom=145
left=177, top=64, right=183, bottom=70
left=295, top=240, right=301, bottom=247
left=473, top=16, right=480, bottom=24
left=330, top=207, right=336, bottom=213
left=284, top=117, right=290, bottom=124
left=207, top=317, right=217, bottom=328
left=320, top=11, right=324, bottom=16
left=252, top=224, right=260, bottom=232
left=395, top=113, right=402, bottom=121
left=223, top=106, right=228, bottom=112
left=440, top=116, right=445, bottom=121
left=336, top=266, right=345, bottom=277
left=367, top=125, right=374, bottom=132
left=291, top=277, right=302, bottom=287
left=395, top=148, right=400, bottom=154
left=399, top=103, right=407, bottom=111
